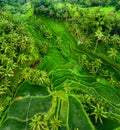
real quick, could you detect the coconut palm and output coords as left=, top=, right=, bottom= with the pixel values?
left=4, top=68, right=14, bottom=78
left=17, top=54, right=28, bottom=64
left=108, top=48, right=118, bottom=59
left=56, top=35, right=62, bottom=44
left=94, top=30, right=104, bottom=52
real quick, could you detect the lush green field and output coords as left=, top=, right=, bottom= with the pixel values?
left=0, top=1, right=120, bottom=130
left=84, top=6, right=115, bottom=12
left=82, top=6, right=120, bottom=16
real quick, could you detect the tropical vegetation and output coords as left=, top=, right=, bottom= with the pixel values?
left=0, top=0, right=120, bottom=130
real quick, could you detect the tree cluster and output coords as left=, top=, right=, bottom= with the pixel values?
left=63, top=0, right=120, bottom=7
left=0, top=11, right=42, bottom=115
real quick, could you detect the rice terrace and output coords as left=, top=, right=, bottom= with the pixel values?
left=0, top=0, right=120, bottom=130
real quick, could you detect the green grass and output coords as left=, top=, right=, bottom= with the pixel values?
left=78, top=6, right=120, bottom=15
left=1, top=2, right=120, bottom=130
left=53, top=2, right=117, bottom=17
left=87, top=6, right=115, bottom=13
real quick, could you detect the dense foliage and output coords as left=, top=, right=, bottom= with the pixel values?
left=62, top=0, right=120, bottom=7
left=0, top=0, right=120, bottom=130
left=0, top=7, right=49, bottom=121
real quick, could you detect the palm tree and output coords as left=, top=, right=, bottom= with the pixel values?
left=1, top=42, right=10, bottom=53
left=91, top=103, right=108, bottom=124
left=55, top=12, right=61, bottom=19
left=56, top=36, right=62, bottom=44
left=4, top=68, right=14, bottom=78
left=21, top=67, right=31, bottom=80
left=39, top=5, right=47, bottom=13
left=44, top=30, right=53, bottom=40
left=108, top=48, right=118, bottom=59
left=111, top=34, right=120, bottom=44
left=94, top=30, right=104, bottom=52
left=63, top=11, right=69, bottom=21
left=17, top=54, right=27, bottom=64
left=0, top=85, right=8, bottom=95
left=1, top=54, right=8, bottom=64
left=49, top=9, right=55, bottom=17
